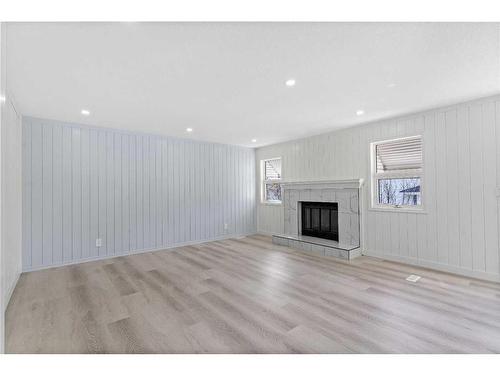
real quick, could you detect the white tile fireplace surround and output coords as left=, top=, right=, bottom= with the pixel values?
left=272, top=179, right=363, bottom=260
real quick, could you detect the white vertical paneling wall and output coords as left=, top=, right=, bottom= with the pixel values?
left=2, top=95, right=22, bottom=300
left=22, top=117, right=256, bottom=271
left=256, top=95, right=500, bottom=281
left=2, top=23, right=23, bottom=353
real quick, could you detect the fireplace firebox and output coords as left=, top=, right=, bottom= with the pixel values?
left=301, top=201, right=339, bottom=241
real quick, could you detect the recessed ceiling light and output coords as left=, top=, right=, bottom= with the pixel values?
left=285, top=79, right=296, bottom=87
left=251, top=139, right=257, bottom=143
left=186, top=128, right=193, bottom=133
left=81, top=109, right=90, bottom=116
left=387, top=83, right=397, bottom=88
left=0, top=95, right=5, bottom=103
left=356, top=110, right=365, bottom=116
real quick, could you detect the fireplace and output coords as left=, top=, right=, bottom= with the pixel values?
left=301, top=201, right=339, bottom=241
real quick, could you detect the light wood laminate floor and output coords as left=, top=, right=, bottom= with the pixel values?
left=6, top=235, right=500, bottom=353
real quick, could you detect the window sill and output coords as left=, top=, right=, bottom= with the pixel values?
left=368, top=206, right=427, bottom=214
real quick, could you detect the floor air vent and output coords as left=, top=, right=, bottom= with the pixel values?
left=406, top=275, right=421, bottom=282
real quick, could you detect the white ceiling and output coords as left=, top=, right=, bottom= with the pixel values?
left=6, top=22, right=500, bottom=147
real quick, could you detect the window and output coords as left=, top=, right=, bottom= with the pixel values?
left=262, top=158, right=282, bottom=203
left=371, top=135, right=423, bottom=209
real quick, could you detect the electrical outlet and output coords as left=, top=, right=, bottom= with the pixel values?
left=224, top=223, right=228, bottom=230
left=96, top=238, right=102, bottom=247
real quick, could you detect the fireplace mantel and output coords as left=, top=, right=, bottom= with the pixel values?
left=281, top=179, right=364, bottom=190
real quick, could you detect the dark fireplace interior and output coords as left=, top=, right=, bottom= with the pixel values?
left=301, top=202, right=339, bottom=241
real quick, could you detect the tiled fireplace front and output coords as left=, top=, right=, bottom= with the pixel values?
left=272, top=180, right=363, bottom=260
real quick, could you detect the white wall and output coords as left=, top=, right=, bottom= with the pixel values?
left=256, top=95, right=500, bottom=282
left=23, top=117, right=256, bottom=271
left=0, top=20, right=4, bottom=356
left=0, top=22, right=23, bottom=354
left=2, top=97, right=22, bottom=303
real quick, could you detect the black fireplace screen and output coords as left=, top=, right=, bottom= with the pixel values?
left=301, top=202, right=339, bottom=241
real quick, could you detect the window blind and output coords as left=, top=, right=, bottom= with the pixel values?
left=376, top=136, right=422, bottom=172
left=264, top=158, right=281, bottom=180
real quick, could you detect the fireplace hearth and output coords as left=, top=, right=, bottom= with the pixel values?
left=301, top=201, right=339, bottom=241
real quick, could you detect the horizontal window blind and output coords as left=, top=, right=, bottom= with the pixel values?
left=264, top=158, right=281, bottom=180
left=376, top=137, right=422, bottom=172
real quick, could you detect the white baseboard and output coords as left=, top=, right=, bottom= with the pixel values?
left=22, top=231, right=258, bottom=273
left=363, top=250, right=500, bottom=283
left=22, top=232, right=499, bottom=283
left=259, top=229, right=499, bottom=282
left=256, top=230, right=281, bottom=237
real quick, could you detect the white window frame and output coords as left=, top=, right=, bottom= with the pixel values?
left=261, top=157, right=282, bottom=205
left=370, top=135, right=424, bottom=212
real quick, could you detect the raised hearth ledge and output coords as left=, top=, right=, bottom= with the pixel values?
left=273, top=233, right=359, bottom=251
left=272, top=234, right=361, bottom=260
